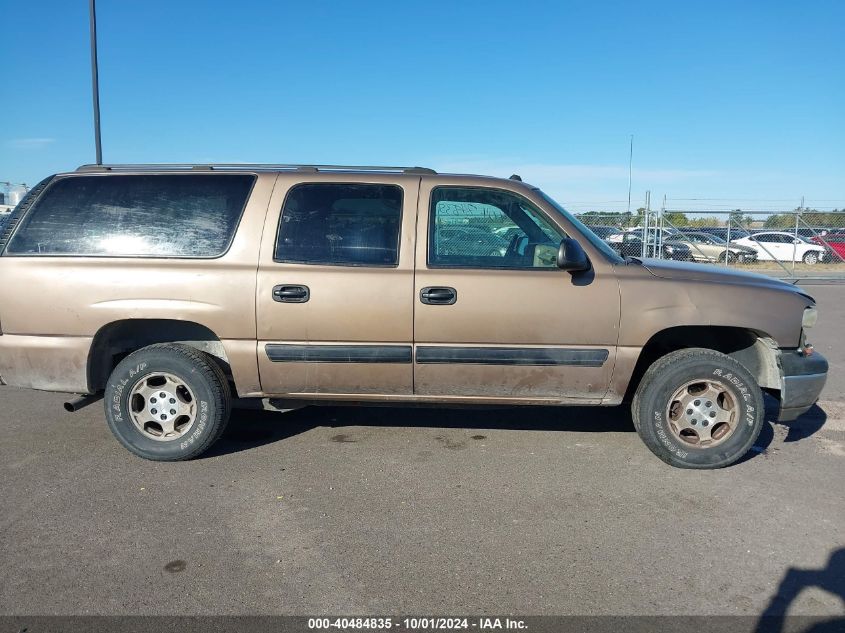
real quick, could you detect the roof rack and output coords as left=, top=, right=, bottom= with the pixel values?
left=75, top=163, right=436, bottom=175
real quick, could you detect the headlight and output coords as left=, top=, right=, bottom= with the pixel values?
left=802, top=307, right=818, bottom=329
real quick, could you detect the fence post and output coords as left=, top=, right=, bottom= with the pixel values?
left=725, top=217, right=732, bottom=268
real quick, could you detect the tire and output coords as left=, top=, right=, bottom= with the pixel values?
left=104, top=344, right=231, bottom=461
left=720, top=250, right=736, bottom=263
left=631, top=348, right=764, bottom=469
left=803, top=251, right=819, bottom=265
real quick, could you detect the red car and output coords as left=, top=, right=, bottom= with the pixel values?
left=811, top=233, right=845, bottom=262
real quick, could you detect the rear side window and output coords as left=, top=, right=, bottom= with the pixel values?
left=275, top=183, right=403, bottom=266
left=5, top=174, right=254, bottom=257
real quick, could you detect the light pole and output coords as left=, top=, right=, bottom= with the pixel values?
left=89, top=0, right=103, bottom=164
left=626, top=134, right=633, bottom=215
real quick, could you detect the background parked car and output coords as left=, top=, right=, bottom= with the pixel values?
left=696, top=227, right=752, bottom=241
left=608, top=232, right=691, bottom=260
left=797, top=227, right=831, bottom=239
left=583, top=225, right=621, bottom=241
left=436, top=226, right=509, bottom=257
left=811, top=233, right=845, bottom=262
left=605, top=226, right=677, bottom=244
left=665, top=231, right=757, bottom=263
left=733, top=231, right=828, bottom=264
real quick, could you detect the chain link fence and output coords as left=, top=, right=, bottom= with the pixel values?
left=576, top=209, right=845, bottom=280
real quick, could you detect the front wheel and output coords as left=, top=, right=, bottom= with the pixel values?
left=803, top=251, right=820, bottom=265
left=104, top=344, right=231, bottom=461
left=632, top=348, right=764, bottom=469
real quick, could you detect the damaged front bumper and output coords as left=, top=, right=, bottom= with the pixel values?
left=777, top=350, right=828, bottom=421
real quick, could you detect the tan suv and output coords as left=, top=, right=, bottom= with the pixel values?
left=0, top=164, right=827, bottom=468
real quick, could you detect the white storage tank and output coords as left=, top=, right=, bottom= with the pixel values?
left=6, top=184, right=28, bottom=207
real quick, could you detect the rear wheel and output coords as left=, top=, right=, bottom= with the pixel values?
left=104, top=344, right=231, bottom=461
left=632, top=348, right=764, bottom=468
left=803, top=251, right=820, bottom=265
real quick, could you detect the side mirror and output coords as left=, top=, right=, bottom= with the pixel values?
left=557, top=237, right=590, bottom=272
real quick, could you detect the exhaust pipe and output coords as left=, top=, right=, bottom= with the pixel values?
left=64, top=393, right=103, bottom=413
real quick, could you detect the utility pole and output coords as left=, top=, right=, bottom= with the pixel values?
left=89, top=0, right=103, bottom=164
left=626, top=135, right=633, bottom=215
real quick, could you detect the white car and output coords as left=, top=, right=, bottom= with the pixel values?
left=734, top=231, right=827, bottom=265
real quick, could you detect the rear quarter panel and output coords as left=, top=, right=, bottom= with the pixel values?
left=0, top=172, right=275, bottom=394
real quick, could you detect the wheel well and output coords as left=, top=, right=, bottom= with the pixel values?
left=88, top=319, right=231, bottom=392
left=623, top=325, right=780, bottom=402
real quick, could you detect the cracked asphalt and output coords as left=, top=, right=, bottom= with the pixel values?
left=1, top=285, right=843, bottom=617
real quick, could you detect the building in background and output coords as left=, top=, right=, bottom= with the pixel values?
left=1, top=181, right=29, bottom=216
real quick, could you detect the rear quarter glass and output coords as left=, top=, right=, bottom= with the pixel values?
left=3, top=173, right=256, bottom=259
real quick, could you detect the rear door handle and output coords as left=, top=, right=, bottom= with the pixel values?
left=272, top=284, right=310, bottom=303
left=420, top=286, right=457, bottom=305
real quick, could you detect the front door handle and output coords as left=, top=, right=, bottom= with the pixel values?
left=420, top=286, right=457, bottom=305
left=272, top=284, right=310, bottom=303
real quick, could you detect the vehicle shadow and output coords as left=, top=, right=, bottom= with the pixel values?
left=207, top=397, right=831, bottom=460
left=736, top=397, right=828, bottom=464
left=782, top=403, right=829, bottom=443
left=755, top=548, right=845, bottom=633
left=204, top=403, right=636, bottom=458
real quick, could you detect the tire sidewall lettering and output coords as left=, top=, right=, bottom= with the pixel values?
left=652, top=409, right=689, bottom=459
left=180, top=400, right=209, bottom=450
left=712, top=368, right=756, bottom=426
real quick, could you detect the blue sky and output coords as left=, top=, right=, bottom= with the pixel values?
left=1, top=0, right=843, bottom=212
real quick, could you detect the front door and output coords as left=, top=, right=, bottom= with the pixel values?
left=755, top=233, right=789, bottom=261
left=413, top=180, right=620, bottom=402
left=256, top=174, right=418, bottom=397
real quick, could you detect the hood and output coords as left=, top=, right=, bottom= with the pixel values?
left=634, top=257, right=811, bottom=296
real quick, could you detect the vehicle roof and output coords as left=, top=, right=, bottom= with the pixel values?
left=66, top=163, right=535, bottom=191
left=74, top=163, right=439, bottom=175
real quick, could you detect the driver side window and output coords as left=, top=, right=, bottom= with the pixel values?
left=428, top=187, right=565, bottom=268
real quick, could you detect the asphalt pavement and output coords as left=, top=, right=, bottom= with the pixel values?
left=1, top=284, right=843, bottom=618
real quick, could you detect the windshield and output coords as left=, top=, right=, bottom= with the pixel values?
left=538, top=191, right=624, bottom=263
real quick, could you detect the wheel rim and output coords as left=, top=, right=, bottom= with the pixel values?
left=128, top=372, right=197, bottom=441
left=805, top=252, right=818, bottom=265
left=666, top=379, right=737, bottom=448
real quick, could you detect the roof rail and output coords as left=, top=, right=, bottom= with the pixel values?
left=75, top=163, right=437, bottom=175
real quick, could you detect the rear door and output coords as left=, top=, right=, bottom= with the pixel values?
left=256, top=173, right=418, bottom=397
left=412, top=179, right=620, bottom=402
